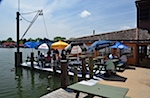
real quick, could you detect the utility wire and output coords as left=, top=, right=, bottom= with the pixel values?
left=20, top=10, right=40, bottom=15
left=20, top=14, right=32, bottom=23
left=20, top=10, right=43, bottom=39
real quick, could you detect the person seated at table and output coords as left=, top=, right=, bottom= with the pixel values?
left=45, top=52, right=52, bottom=64
left=36, top=51, right=41, bottom=66
left=119, top=53, right=128, bottom=68
left=109, top=53, right=119, bottom=59
left=40, top=52, right=45, bottom=67
left=104, top=55, right=115, bottom=77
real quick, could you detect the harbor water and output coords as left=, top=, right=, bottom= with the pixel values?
left=0, top=48, right=67, bottom=98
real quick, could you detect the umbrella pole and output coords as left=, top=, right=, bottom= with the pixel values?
left=89, top=57, right=94, bottom=79
left=81, top=57, right=86, bottom=80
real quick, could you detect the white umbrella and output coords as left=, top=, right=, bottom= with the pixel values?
left=70, top=45, right=82, bottom=54
left=38, top=43, right=49, bottom=50
left=65, top=42, right=87, bottom=54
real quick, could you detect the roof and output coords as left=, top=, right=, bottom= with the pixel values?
left=69, top=28, right=150, bottom=42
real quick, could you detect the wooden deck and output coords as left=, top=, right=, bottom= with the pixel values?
left=40, top=88, right=101, bottom=98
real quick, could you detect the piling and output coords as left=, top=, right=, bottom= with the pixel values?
left=15, top=11, right=22, bottom=67
left=60, top=60, right=68, bottom=88
left=31, top=52, right=34, bottom=69
left=15, top=52, right=22, bottom=67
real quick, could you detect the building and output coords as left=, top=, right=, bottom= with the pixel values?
left=69, top=28, right=150, bottom=66
left=68, top=0, right=150, bottom=67
left=135, top=0, right=150, bottom=32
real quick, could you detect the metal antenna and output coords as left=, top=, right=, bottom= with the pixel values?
left=18, top=0, right=20, bottom=12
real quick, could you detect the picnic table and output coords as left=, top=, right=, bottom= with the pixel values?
left=94, top=63, right=105, bottom=75
left=67, top=80, right=129, bottom=98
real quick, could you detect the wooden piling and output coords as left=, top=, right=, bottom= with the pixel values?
left=15, top=52, right=22, bottom=67
left=60, top=60, right=68, bottom=88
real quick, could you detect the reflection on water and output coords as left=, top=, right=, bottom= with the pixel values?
left=15, top=67, right=23, bottom=98
left=0, top=48, right=64, bottom=98
left=14, top=67, right=62, bottom=98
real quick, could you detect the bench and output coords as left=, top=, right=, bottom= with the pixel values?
left=116, top=63, right=125, bottom=71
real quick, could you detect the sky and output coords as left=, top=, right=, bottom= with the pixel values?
left=0, top=0, right=137, bottom=41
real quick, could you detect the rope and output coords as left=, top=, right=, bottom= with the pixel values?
left=42, top=14, right=49, bottom=39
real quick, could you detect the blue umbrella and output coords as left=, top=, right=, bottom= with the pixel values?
left=24, top=41, right=40, bottom=48
left=110, top=42, right=128, bottom=49
left=88, top=40, right=115, bottom=51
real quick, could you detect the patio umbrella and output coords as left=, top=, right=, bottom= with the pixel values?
left=88, top=40, right=115, bottom=51
left=110, top=42, right=128, bottom=49
left=65, top=42, right=88, bottom=54
left=51, top=40, right=68, bottom=50
left=38, top=43, right=49, bottom=50
left=24, top=41, right=39, bottom=48
left=24, top=41, right=40, bottom=52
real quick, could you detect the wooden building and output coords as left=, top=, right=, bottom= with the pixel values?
left=69, top=28, right=150, bottom=67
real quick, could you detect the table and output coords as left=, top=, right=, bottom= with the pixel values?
left=96, top=56, right=104, bottom=59
left=68, top=56, right=77, bottom=59
left=111, top=59, right=120, bottom=63
left=68, top=81, right=129, bottom=98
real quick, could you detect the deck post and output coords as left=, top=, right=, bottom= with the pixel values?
left=31, top=52, right=34, bottom=69
left=60, top=60, right=68, bottom=88
left=89, top=57, right=94, bottom=79
left=81, top=56, right=86, bottom=80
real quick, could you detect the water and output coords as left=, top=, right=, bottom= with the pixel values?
left=0, top=48, right=68, bottom=98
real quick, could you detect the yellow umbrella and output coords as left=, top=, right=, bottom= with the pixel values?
left=51, top=40, right=68, bottom=49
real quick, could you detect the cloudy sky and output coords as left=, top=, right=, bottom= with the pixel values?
left=0, top=0, right=136, bottom=41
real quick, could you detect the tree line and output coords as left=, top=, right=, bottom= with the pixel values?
left=0, top=36, right=76, bottom=44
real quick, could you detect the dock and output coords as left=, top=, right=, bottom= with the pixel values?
left=40, top=88, right=101, bottom=98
